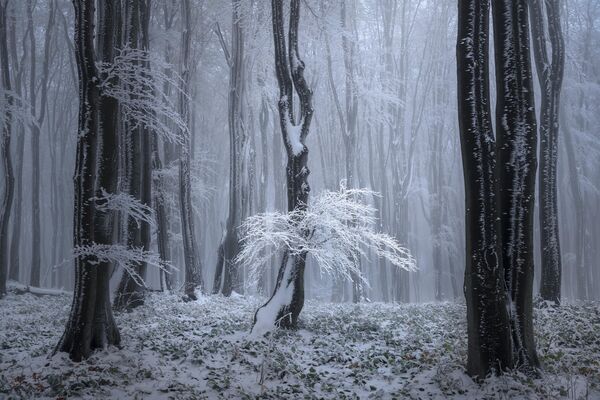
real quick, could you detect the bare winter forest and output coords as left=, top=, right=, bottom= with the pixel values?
left=0, top=0, right=599, bottom=399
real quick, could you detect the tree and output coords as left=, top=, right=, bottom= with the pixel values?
left=179, top=0, right=203, bottom=300
left=55, top=0, right=120, bottom=361
left=457, top=0, right=540, bottom=378
left=25, top=0, right=55, bottom=288
left=251, top=0, right=313, bottom=332
left=529, top=0, right=565, bottom=304
left=457, top=0, right=513, bottom=377
left=492, top=0, right=540, bottom=371
left=114, top=0, right=151, bottom=310
left=0, top=0, right=15, bottom=298
left=213, top=0, right=245, bottom=297
left=8, top=2, right=25, bottom=284
left=245, top=186, right=416, bottom=335
left=341, top=0, right=361, bottom=303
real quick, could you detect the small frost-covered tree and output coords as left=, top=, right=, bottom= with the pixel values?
left=240, top=184, right=416, bottom=335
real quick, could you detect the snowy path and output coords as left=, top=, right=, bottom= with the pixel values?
left=1, top=291, right=598, bottom=399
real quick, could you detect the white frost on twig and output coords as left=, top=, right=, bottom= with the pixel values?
left=97, top=46, right=188, bottom=144
left=92, top=188, right=156, bottom=228
left=237, top=183, right=417, bottom=289
left=70, top=243, right=177, bottom=288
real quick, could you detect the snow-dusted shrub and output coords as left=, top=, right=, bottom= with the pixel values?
left=237, top=183, right=417, bottom=289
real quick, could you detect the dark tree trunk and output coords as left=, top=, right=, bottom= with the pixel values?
left=213, top=1, right=245, bottom=296
left=55, top=0, right=120, bottom=361
left=139, top=0, right=153, bottom=294
left=529, top=0, right=565, bottom=304
left=114, top=0, right=147, bottom=310
left=153, top=131, right=172, bottom=292
left=457, top=0, right=513, bottom=378
left=179, top=0, right=203, bottom=300
left=252, top=0, right=313, bottom=332
left=492, top=0, right=540, bottom=371
left=155, top=2, right=176, bottom=292
left=0, top=0, right=15, bottom=298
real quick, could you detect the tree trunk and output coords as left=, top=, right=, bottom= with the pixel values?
left=8, top=9, right=24, bottom=283
left=529, top=0, right=565, bottom=304
left=213, top=1, right=245, bottom=296
left=55, top=0, right=120, bottom=361
left=457, top=0, right=513, bottom=377
left=179, top=0, right=203, bottom=300
left=0, top=0, right=15, bottom=298
left=341, top=0, right=361, bottom=304
left=252, top=0, right=313, bottom=333
left=114, top=0, right=148, bottom=310
left=492, top=0, right=540, bottom=371
left=561, top=112, right=585, bottom=301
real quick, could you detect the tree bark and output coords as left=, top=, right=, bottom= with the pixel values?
left=529, top=0, right=565, bottom=304
left=179, top=0, right=203, bottom=300
left=457, top=0, right=513, bottom=377
left=213, top=1, right=245, bottom=296
left=0, top=0, right=15, bottom=298
left=55, top=0, right=120, bottom=361
left=492, top=0, right=540, bottom=371
left=252, top=0, right=313, bottom=332
left=114, top=0, right=148, bottom=310
left=8, top=8, right=24, bottom=283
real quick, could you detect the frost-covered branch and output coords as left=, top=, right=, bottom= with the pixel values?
left=71, top=244, right=177, bottom=288
left=0, top=89, right=38, bottom=129
left=153, top=158, right=216, bottom=213
left=237, top=184, right=417, bottom=288
left=92, top=188, right=156, bottom=228
left=97, top=46, right=188, bottom=144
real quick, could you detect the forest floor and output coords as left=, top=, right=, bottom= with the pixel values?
left=1, top=288, right=599, bottom=399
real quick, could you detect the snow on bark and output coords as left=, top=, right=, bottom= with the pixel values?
left=250, top=254, right=296, bottom=336
left=457, top=0, right=513, bottom=378
left=251, top=0, right=314, bottom=333
left=530, top=0, right=565, bottom=303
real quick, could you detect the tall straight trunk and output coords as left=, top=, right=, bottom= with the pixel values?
left=529, top=0, right=565, bottom=304
left=256, top=90, right=270, bottom=295
left=270, top=111, right=284, bottom=294
left=492, top=0, right=540, bottom=371
left=26, top=0, right=39, bottom=287
left=252, top=0, right=313, bottom=332
left=561, top=113, right=585, bottom=300
left=155, top=3, right=175, bottom=291
left=8, top=9, right=24, bottom=283
left=139, top=0, right=152, bottom=292
left=0, top=0, right=15, bottom=298
left=213, top=0, right=245, bottom=296
left=26, top=0, right=55, bottom=287
left=56, top=0, right=120, bottom=361
left=114, top=0, right=147, bottom=310
left=179, top=0, right=203, bottom=300
left=341, top=0, right=361, bottom=303
left=367, top=120, right=388, bottom=302
left=457, top=0, right=513, bottom=377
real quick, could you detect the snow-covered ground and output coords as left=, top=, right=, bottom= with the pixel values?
left=1, top=290, right=598, bottom=399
